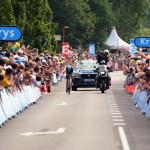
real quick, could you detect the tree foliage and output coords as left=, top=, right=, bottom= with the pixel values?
left=0, top=0, right=57, bottom=52
left=21, top=0, right=57, bottom=52
left=12, top=0, right=26, bottom=31
left=0, top=0, right=150, bottom=51
left=0, top=0, right=16, bottom=25
left=88, top=0, right=114, bottom=48
left=48, top=0, right=96, bottom=48
left=110, top=0, right=149, bottom=41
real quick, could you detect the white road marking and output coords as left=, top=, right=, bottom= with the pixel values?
left=118, top=127, right=130, bottom=150
left=109, top=102, right=117, bottom=104
left=110, top=106, right=119, bottom=108
left=112, top=116, right=123, bottom=118
left=20, top=128, right=66, bottom=136
left=56, top=102, right=70, bottom=106
left=110, top=111, right=120, bottom=113
left=109, top=104, right=118, bottom=106
left=109, top=101, right=117, bottom=103
left=113, top=119, right=124, bottom=122
left=110, top=108, right=120, bottom=110
left=110, top=109, right=120, bottom=111
left=111, top=113, right=122, bottom=115
left=114, top=123, right=126, bottom=126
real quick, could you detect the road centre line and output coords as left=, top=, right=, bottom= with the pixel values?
left=118, top=127, right=130, bottom=150
left=108, top=100, right=117, bottom=102
left=110, top=106, right=119, bottom=108
left=109, top=104, right=118, bottom=106
left=56, top=102, right=70, bottom=106
left=114, top=123, right=126, bottom=126
left=110, top=110, right=120, bottom=112
left=110, top=108, right=120, bottom=110
left=109, top=101, right=117, bottom=104
left=113, top=119, right=124, bottom=122
left=112, top=116, right=123, bottom=118
left=111, top=113, right=122, bottom=115
left=110, top=109, right=120, bottom=111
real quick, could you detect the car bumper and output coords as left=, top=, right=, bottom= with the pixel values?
left=72, top=74, right=97, bottom=87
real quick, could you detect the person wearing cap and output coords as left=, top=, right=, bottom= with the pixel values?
left=14, top=49, right=23, bottom=59
left=96, top=49, right=109, bottom=65
left=96, top=49, right=111, bottom=88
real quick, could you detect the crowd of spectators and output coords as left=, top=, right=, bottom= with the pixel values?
left=0, top=41, right=78, bottom=95
left=123, top=51, right=150, bottom=89
left=123, top=50, right=150, bottom=116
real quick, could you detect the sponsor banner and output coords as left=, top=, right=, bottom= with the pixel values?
left=0, top=26, right=22, bottom=41
left=89, top=44, right=95, bottom=56
left=134, top=37, right=150, bottom=47
left=62, top=42, right=69, bottom=56
left=130, top=39, right=137, bottom=54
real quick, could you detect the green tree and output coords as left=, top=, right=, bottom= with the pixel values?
left=110, top=0, right=149, bottom=41
left=12, top=0, right=57, bottom=52
left=146, top=0, right=150, bottom=28
left=48, top=0, right=96, bottom=49
left=11, top=0, right=27, bottom=31
left=0, top=0, right=16, bottom=25
left=88, top=0, right=114, bottom=49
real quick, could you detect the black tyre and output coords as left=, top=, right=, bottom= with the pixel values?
left=68, top=79, right=71, bottom=95
left=101, top=80, right=105, bottom=93
left=72, top=86, right=77, bottom=91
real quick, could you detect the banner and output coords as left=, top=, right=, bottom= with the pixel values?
left=130, top=39, right=137, bottom=54
left=62, top=42, right=69, bottom=56
left=0, top=26, right=22, bottom=41
left=89, top=44, right=95, bottom=56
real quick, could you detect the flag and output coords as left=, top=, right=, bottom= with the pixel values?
left=130, top=39, right=137, bottom=54
left=89, top=44, right=95, bottom=56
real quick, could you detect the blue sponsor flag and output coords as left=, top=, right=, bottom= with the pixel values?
left=89, top=44, right=95, bottom=56
left=130, top=39, right=137, bottom=54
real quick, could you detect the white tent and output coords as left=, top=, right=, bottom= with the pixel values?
left=105, top=26, right=130, bottom=50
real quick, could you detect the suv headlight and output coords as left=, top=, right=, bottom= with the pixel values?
left=74, top=73, right=80, bottom=78
left=100, top=71, right=106, bottom=75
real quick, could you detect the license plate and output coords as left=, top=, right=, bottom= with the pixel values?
left=84, top=79, right=94, bottom=82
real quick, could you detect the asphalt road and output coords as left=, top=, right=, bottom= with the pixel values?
left=0, top=71, right=150, bottom=150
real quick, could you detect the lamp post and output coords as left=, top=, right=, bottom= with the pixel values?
left=62, top=26, right=69, bottom=43
left=97, top=42, right=100, bottom=51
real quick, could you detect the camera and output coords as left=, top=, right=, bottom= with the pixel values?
left=129, top=68, right=134, bottom=71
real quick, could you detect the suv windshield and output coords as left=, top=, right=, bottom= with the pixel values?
left=76, top=60, right=97, bottom=70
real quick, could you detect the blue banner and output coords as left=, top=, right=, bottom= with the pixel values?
left=134, top=37, right=150, bottom=47
left=130, top=39, right=137, bottom=54
left=89, top=44, right=95, bottom=56
left=0, top=26, right=22, bottom=41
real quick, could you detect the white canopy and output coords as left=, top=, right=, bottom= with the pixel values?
left=105, top=26, right=130, bottom=50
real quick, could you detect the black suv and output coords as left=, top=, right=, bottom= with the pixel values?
left=72, top=60, right=98, bottom=91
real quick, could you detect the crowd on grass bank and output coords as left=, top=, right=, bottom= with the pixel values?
left=123, top=50, right=150, bottom=118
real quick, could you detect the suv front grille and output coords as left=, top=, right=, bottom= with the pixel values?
left=81, top=74, right=96, bottom=79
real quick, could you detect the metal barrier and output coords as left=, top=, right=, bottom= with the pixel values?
left=130, top=85, right=150, bottom=119
left=0, top=85, right=42, bottom=127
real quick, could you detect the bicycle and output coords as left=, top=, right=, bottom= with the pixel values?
left=66, top=75, right=71, bottom=95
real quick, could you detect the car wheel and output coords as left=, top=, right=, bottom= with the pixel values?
left=72, top=86, right=77, bottom=91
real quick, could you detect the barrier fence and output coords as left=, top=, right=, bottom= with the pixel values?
left=0, top=85, right=42, bottom=127
left=125, top=84, right=150, bottom=119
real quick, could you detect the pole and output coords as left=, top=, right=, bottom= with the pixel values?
left=62, top=28, right=65, bottom=43
left=97, top=42, right=100, bottom=51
